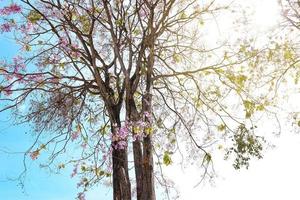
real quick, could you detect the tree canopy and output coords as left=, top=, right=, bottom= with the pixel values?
left=0, top=0, right=299, bottom=200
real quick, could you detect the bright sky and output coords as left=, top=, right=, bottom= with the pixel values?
left=165, top=1, right=300, bottom=199
left=1, top=0, right=300, bottom=200
left=165, top=133, right=300, bottom=200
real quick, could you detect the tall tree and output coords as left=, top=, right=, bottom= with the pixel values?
left=0, top=1, right=289, bottom=199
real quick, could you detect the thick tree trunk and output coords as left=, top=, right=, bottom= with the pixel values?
left=112, top=148, right=131, bottom=200
left=141, top=71, right=155, bottom=200
left=141, top=135, right=155, bottom=200
left=133, top=140, right=144, bottom=200
left=127, top=100, right=144, bottom=200
left=110, top=110, right=131, bottom=200
left=140, top=15, right=156, bottom=198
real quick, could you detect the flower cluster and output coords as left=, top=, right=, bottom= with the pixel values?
left=0, top=56, right=30, bottom=96
left=111, top=123, right=130, bottom=150
left=41, top=4, right=63, bottom=19
left=19, top=22, right=33, bottom=33
left=0, top=20, right=35, bottom=34
left=13, top=56, right=26, bottom=72
left=111, top=112, right=154, bottom=150
left=132, top=111, right=153, bottom=141
left=1, top=55, right=26, bottom=74
left=0, top=21, right=16, bottom=33
left=0, top=4, right=22, bottom=16
left=131, top=120, right=147, bottom=141
left=59, top=38, right=81, bottom=59
left=27, top=74, right=44, bottom=82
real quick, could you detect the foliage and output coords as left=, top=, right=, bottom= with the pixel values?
left=225, top=124, right=265, bottom=170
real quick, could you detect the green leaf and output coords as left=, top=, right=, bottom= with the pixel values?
left=95, top=168, right=105, bottom=176
left=24, top=44, right=31, bottom=52
left=172, top=53, right=182, bottom=63
left=236, top=75, right=247, bottom=87
left=163, top=152, right=172, bottom=166
left=284, top=48, right=294, bottom=60
left=27, top=10, right=42, bottom=23
left=115, top=19, right=123, bottom=26
left=245, top=111, right=251, bottom=118
left=217, top=124, right=226, bottom=132
left=243, top=100, right=255, bottom=118
left=145, top=127, right=153, bottom=135
left=203, top=153, right=212, bottom=164
left=133, top=29, right=141, bottom=35
left=179, top=11, right=187, bottom=19
left=256, top=104, right=265, bottom=111
left=58, top=163, right=65, bottom=169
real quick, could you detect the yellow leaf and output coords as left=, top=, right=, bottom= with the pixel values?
left=145, top=127, right=153, bottom=135
left=217, top=124, right=226, bottom=132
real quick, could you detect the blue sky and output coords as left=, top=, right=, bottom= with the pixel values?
left=0, top=31, right=112, bottom=200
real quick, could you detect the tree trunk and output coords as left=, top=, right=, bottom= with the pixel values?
left=111, top=110, right=131, bottom=200
left=141, top=73, right=155, bottom=200
left=112, top=148, right=131, bottom=200
left=133, top=140, right=144, bottom=200
left=127, top=99, right=144, bottom=200
left=141, top=135, right=155, bottom=200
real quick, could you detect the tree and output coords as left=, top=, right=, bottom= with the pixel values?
left=0, top=1, right=290, bottom=200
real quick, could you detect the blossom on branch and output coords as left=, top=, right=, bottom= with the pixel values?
left=0, top=4, right=21, bottom=16
left=30, top=150, right=40, bottom=160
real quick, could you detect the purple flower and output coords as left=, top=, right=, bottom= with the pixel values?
left=71, top=165, right=78, bottom=178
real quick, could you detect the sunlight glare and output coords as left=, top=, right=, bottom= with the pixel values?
left=253, top=0, right=281, bottom=28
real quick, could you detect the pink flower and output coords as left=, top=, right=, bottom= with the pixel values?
left=28, top=74, right=44, bottom=82
left=114, top=140, right=127, bottom=150
left=59, top=38, right=69, bottom=48
left=4, top=74, right=13, bottom=81
left=143, top=111, right=153, bottom=122
left=70, top=50, right=80, bottom=58
left=2, top=85, right=12, bottom=96
left=14, top=73, right=23, bottom=80
left=71, top=131, right=80, bottom=141
left=132, top=133, right=143, bottom=142
left=0, top=4, right=22, bottom=15
left=81, top=143, right=87, bottom=149
left=77, top=192, right=86, bottom=200
left=0, top=22, right=13, bottom=33
left=111, top=124, right=130, bottom=150
left=49, top=77, right=59, bottom=84
left=71, top=164, right=78, bottom=178
left=19, top=22, right=33, bottom=33
left=30, top=150, right=40, bottom=160
left=13, top=56, right=26, bottom=71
